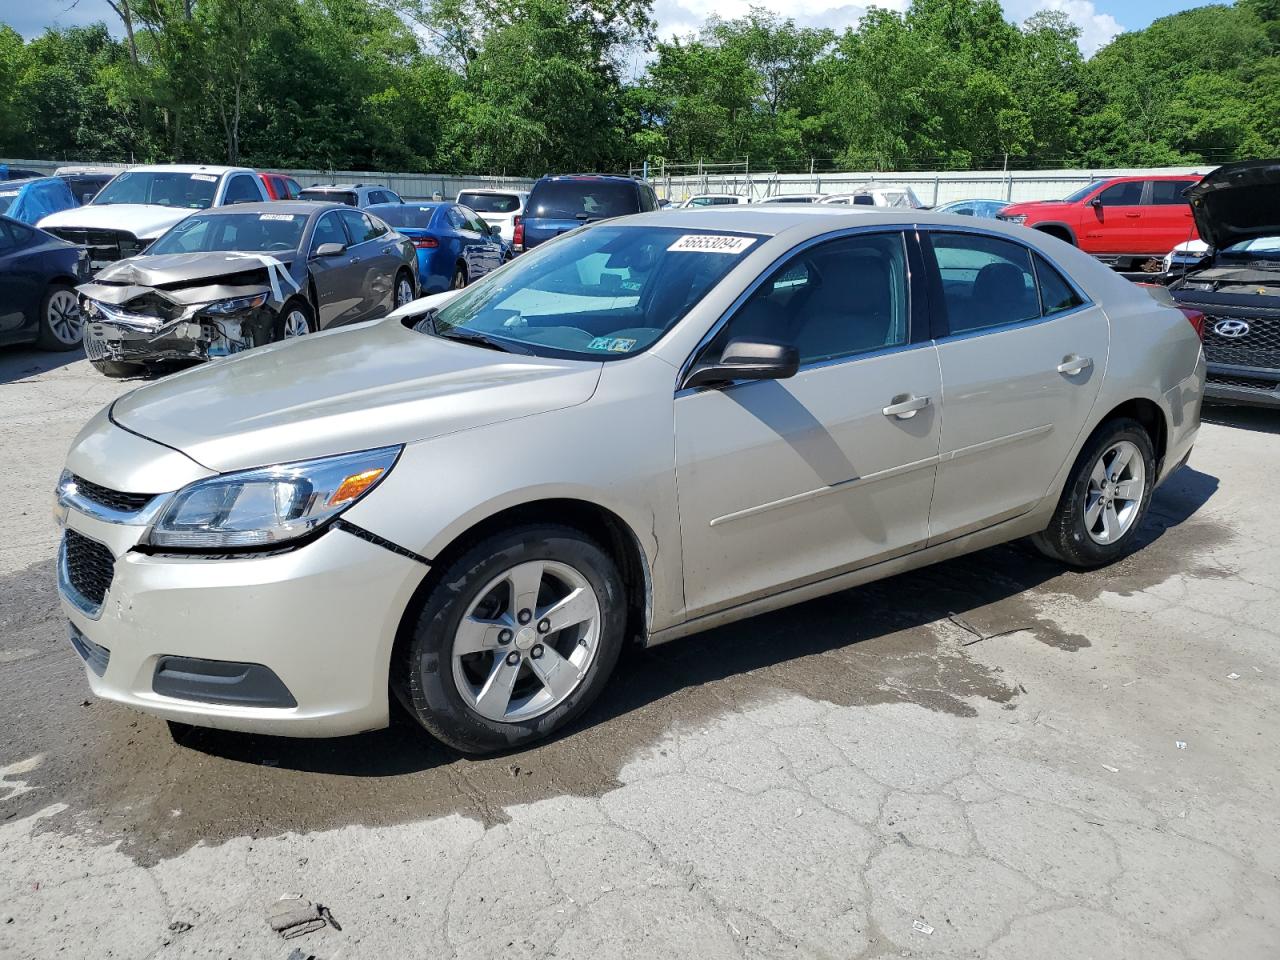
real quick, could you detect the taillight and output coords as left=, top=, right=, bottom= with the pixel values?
left=1178, top=307, right=1205, bottom=341
left=512, top=216, right=524, bottom=249
left=412, top=236, right=439, bottom=249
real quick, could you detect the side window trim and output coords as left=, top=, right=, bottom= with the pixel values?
left=677, top=226, right=923, bottom=392
left=917, top=225, right=1094, bottom=341
left=310, top=211, right=348, bottom=254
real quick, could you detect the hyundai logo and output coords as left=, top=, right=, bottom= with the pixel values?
left=1213, top=319, right=1251, bottom=339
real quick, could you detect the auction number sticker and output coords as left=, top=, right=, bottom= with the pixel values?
left=667, top=234, right=756, bottom=254
left=190, top=174, right=218, bottom=182
left=259, top=214, right=295, bottom=221
left=588, top=337, right=637, bottom=353
left=0, top=191, right=17, bottom=198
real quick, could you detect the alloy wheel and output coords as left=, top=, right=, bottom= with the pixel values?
left=282, top=310, right=311, bottom=338
left=1084, top=440, right=1145, bottom=545
left=451, top=559, right=601, bottom=723
left=396, top=277, right=415, bottom=307
left=46, top=290, right=83, bottom=345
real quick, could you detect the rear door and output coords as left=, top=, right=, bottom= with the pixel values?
left=674, top=229, right=942, bottom=617
left=308, top=210, right=364, bottom=328
left=1082, top=180, right=1145, bottom=254
left=923, top=230, right=1109, bottom=542
left=1144, top=179, right=1199, bottom=254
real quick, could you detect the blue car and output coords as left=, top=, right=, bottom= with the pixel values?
left=521, top=175, right=660, bottom=250
left=0, top=215, right=91, bottom=351
left=368, top=201, right=506, bottom=293
left=934, top=198, right=1011, bottom=219
left=0, top=177, right=79, bottom=225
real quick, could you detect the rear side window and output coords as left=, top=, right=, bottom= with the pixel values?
left=1097, top=181, right=1144, bottom=206
left=931, top=233, right=1039, bottom=333
left=1149, top=180, right=1193, bottom=205
left=527, top=180, right=640, bottom=219
left=1033, top=253, right=1084, bottom=315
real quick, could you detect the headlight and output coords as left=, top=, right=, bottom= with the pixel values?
left=1162, top=252, right=1174, bottom=273
left=203, top=293, right=269, bottom=315
left=82, top=298, right=102, bottom=319
left=145, top=446, right=401, bottom=549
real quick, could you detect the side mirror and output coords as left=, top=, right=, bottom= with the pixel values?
left=1090, top=196, right=1103, bottom=208
left=312, top=242, right=346, bottom=258
left=684, top=338, right=799, bottom=390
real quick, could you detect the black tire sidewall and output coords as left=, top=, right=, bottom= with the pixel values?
left=403, top=525, right=625, bottom=754
left=1050, top=419, right=1156, bottom=567
left=452, top=264, right=467, bottom=289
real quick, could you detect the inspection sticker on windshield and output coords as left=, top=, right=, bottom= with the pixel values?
left=190, top=174, right=218, bottom=182
left=588, top=337, right=637, bottom=353
left=668, top=234, right=756, bottom=254
left=259, top=213, right=295, bottom=221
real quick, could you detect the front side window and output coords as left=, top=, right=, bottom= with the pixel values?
left=706, top=232, right=910, bottom=367
left=310, top=212, right=348, bottom=251
left=422, top=225, right=761, bottom=360
left=931, top=232, right=1040, bottom=332
left=338, top=209, right=375, bottom=244
left=146, top=212, right=307, bottom=254
left=1097, top=181, right=1144, bottom=207
left=92, top=171, right=220, bottom=209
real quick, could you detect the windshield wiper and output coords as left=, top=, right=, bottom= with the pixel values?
left=439, top=327, right=531, bottom=354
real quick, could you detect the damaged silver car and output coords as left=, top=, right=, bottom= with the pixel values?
left=78, top=201, right=419, bottom=377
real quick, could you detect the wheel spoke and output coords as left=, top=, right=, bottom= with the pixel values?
left=474, top=654, right=521, bottom=720
left=1102, top=503, right=1121, bottom=541
left=539, top=586, right=595, bottom=634
left=1109, top=445, right=1134, bottom=480
left=528, top=644, right=582, bottom=702
left=454, top=615, right=508, bottom=656
left=1090, top=458, right=1108, bottom=487
left=1085, top=495, right=1104, bottom=528
left=506, top=561, right=544, bottom=619
left=1113, top=479, right=1140, bottom=500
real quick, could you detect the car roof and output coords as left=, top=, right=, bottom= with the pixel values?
left=124, top=164, right=249, bottom=176
left=188, top=200, right=342, bottom=216
left=457, top=188, right=527, bottom=195
left=535, top=174, right=637, bottom=184
left=302, top=183, right=389, bottom=191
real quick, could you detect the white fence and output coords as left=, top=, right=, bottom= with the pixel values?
left=648, top=166, right=1216, bottom=206
left=2, top=158, right=534, bottom=201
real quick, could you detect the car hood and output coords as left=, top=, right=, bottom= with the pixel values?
left=37, top=203, right=196, bottom=239
left=81, top=252, right=296, bottom=308
left=1187, top=160, right=1280, bottom=251
left=110, top=317, right=604, bottom=472
left=1001, top=200, right=1070, bottom=216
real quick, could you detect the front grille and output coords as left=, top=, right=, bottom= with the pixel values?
left=1202, top=312, right=1280, bottom=369
left=71, top=475, right=155, bottom=513
left=83, top=326, right=110, bottom=361
left=45, top=227, right=141, bottom=266
left=63, top=529, right=115, bottom=607
left=1207, top=372, right=1280, bottom=391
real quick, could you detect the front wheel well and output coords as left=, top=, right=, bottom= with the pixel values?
left=1034, top=224, right=1075, bottom=245
left=1095, top=398, right=1168, bottom=470
left=390, top=499, right=652, bottom=688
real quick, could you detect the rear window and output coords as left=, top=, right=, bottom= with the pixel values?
left=373, top=204, right=439, bottom=229
left=458, top=192, right=521, bottom=214
left=299, top=189, right=357, bottom=206
left=527, top=180, right=638, bottom=220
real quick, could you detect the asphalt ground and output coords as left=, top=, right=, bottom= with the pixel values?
left=1, top=345, right=1277, bottom=959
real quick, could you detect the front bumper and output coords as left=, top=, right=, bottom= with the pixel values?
left=1205, top=362, right=1280, bottom=407
left=83, top=307, right=278, bottom=366
left=58, top=510, right=426, bottom=737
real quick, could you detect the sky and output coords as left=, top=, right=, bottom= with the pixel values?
left=1, top=0, right=1229, bottom=56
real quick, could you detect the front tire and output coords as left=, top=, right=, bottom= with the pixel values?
left=396, top=524, right=626, bottom=754
left=37, top=284, right=83, bottom=351
left=273, top=299, right=314, bottom=341
left=1031, top=417, right=1156, bottom=568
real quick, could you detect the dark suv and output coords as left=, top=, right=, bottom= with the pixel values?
left=520, top=175, right=658, bottom=250
left=1170, top=159, right=1280, bottom=408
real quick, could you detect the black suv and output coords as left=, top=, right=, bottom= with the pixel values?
left=521, top=175, right=659, bottom=250
left=1170, top=160, right=1280, bottom=408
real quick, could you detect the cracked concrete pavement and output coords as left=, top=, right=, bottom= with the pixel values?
left=1, top=347, right=1278, bottom=959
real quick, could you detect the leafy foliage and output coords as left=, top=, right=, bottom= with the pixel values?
left=0, top=0, right=1277, bottom=175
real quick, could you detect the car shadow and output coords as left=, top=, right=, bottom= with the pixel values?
left=178, top=465, right=1220, bottom=776
left=1202, top=403, right=1280, bottom=435
left=0, top=345, right=82, bottom=383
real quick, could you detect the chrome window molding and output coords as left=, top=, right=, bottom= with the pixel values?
left=676, top=224, right=919, bottom=392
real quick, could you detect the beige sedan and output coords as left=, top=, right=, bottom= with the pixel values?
left=54, top=208, right=1205, bottom=753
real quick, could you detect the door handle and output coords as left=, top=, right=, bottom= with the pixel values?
left=882, top=394, right=930, bottom=419
left=1057, top=355, right=1093, bottom=376
left=1124, top=212, right=1141, bottom=218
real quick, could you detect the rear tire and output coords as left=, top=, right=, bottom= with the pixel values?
left=1031, top=417, right=1156, bottom=568
left=395, top=524, right=626, bottom=754
left=90, top=359, right=147, bottom=379
left=395, top=270, right=416, bottom=307
left=37, top=284, right=83, bottom=351
left=451, top=263, right=468, bottom=289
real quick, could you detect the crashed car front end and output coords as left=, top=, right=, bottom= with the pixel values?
left=78, top=256, right=297, bottom=367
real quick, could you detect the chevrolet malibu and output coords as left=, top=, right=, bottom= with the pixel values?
left=55, top=208, right=1205, bottom=754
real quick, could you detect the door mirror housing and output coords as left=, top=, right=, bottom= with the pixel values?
left=684, top=338, right=800, bottom=389
left=1089, top=196, right=1103, bottom=208
left=312, top=242, right=346, bottom=258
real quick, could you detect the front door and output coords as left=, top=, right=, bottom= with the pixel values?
left=674, top=230, right=942, bottom=618
left=1083, top=180, right=1146, bottom=254
left=922, top=230, right=1110, bottom=542
left=308, top=210, right=363, bottom=329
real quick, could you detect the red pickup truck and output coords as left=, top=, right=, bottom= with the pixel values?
left=997, top=175, right=1202, bottom=271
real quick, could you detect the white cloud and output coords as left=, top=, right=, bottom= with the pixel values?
left=1002, top=0, right=1123, bottom=54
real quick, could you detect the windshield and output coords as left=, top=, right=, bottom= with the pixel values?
left=1222, top=237, right=1280, bottom=257
left=424, top=225, right=762, bottom=360
left=92, top=171, right=220, bottom=209
left=1061, top=181, right=1106, bottom=203
left=299, top=189, right=357, bottom=206
left=146, top=212, right=307, bottom=255
left=527, top=181, right=637, bottom=220
left=457, top=192, right=520, bottom=214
